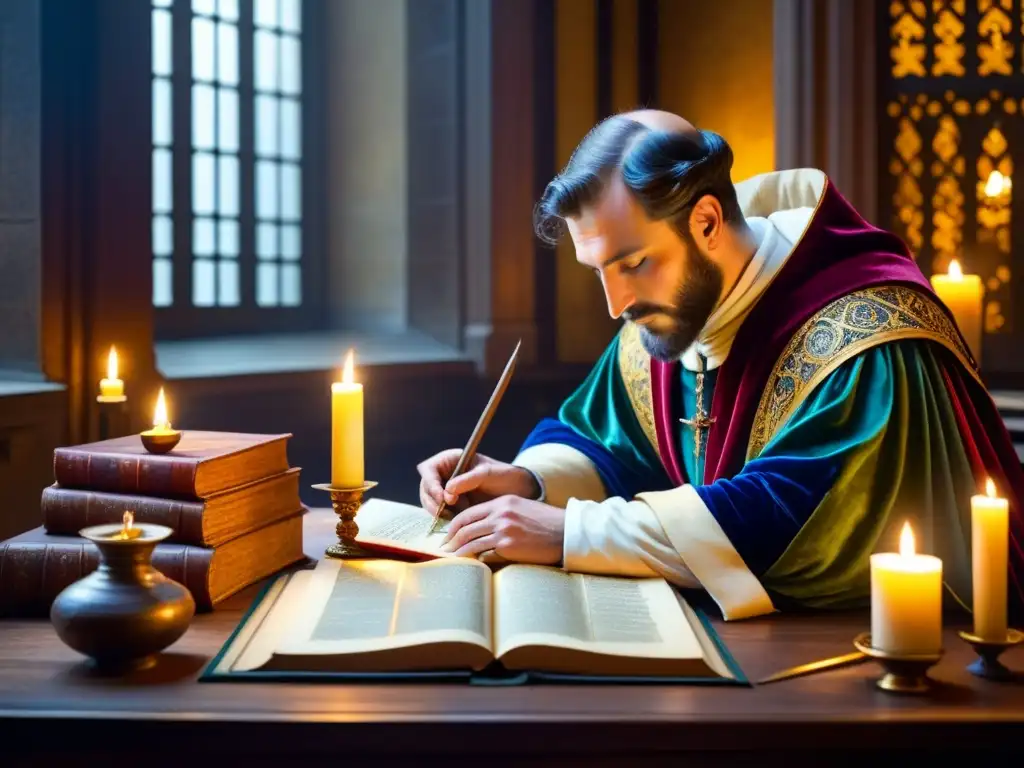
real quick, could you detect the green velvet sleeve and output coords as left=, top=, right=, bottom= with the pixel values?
left=757, top=339, right=975, bottom=610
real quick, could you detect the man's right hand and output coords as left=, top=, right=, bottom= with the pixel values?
left=417, top=449, right=541, bottom=516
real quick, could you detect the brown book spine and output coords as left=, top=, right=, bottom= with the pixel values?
left=0, top=539, right=214, bottom=617
left=41, top=486, right=205, bottom=542
left=52, top=449, right=201, bottom=499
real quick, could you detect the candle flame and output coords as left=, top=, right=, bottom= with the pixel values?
left=122, top=510, right=134, bottom=532
left=899, top=521, right=915, bottom=557
left=948, top=258, right=963, bottom=279
left=107, top=346, right=119, bottom=380
left=986, top=477, right=997, bottom=498
left=342, top=349, right=355, bottom=385
left=985, top=169, right=1011, bottom=198
left=153, top=387, right=170, bottom=428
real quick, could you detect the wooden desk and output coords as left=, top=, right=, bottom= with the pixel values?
left=1, top=510, right=1023, bottom=766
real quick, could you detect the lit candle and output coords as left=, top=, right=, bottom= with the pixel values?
left=971, top=477, right=1009, bottom=642
left=144, top=387, right=177, bottom=436
left=139, top=386, right=181, bottom=454
left=870, top=521, right=943, bottom=655
left=331, top=349, right=364, bottom=488
left=109, top=510, right=142, bottom=541
left=99, top=345, right=125, bottom=400
left=930, top=258, right=983, bottom=365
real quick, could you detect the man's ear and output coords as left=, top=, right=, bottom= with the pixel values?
left=689, top=194, right=723, bottom=249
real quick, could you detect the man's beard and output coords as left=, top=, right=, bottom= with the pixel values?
left=624, top=234, right=723, bottom=362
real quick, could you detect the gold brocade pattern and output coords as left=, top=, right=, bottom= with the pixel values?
left=747, top=286, right=981, bottom=460
left=616, top=322, right=659, bottom=455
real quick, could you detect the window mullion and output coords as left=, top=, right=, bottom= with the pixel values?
left=171, top=0, right=192, bottom=309
left=239, top=0, right=256, bottom=309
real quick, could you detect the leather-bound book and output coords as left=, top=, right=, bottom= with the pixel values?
left=41, top=468, right=302, bottom=547
left=0, top=512, right=307, bottom=617
left=52, top=431, right=292, bottom=499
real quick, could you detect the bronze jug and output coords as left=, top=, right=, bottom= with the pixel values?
left=50, top=519, right=195, bottom=672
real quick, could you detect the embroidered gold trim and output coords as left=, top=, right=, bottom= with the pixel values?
left=747, top=286, right=981, bottom=459
left=617, top=322, right=659, bottom=455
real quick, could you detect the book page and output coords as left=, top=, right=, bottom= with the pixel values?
left=274, top=557, right=493, bottom=657
left=493, top=565, right=705, bottom=672
left=228, top=569, right=319, bottom=672
left=355, top=498, right=452, bottom=558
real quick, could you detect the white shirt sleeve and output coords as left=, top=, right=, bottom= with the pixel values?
left=562, top=495, right=700, bottom=588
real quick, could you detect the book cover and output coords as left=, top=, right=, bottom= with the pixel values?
left=52, top=431, right=292, bottom=499
left=0, top=512, right=307, bottom=616
left=41, top=467, right=302, bottom=547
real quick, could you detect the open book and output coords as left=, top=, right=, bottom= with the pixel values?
left=207, top=556, right=742, bottom=681
left=352, top=498, right=454, bottom=559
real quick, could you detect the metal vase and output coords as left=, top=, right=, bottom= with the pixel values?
left=50, top=522, right=195, bottom=673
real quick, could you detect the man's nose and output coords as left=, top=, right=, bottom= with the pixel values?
left=601, top=274, right=634, bottom=320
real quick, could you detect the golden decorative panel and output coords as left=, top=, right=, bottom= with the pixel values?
left=889, top=99, right=925, bottom=254
left=933, top=0, right=966, bottom=76
left=977, top=122, right=1013, bottom=331
left=891, top=1, right=927, bottom=77
left=930, top=114, right=964, bottom=271
left=884, top=2, right=1019, bottom=337
left=978, top=0, right=1013, bottom=76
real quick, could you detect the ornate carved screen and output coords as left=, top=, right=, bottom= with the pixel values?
left=880, top=0, right=1024, bottom=377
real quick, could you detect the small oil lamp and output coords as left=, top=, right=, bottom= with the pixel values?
left=140, top=387, right=181, bottom=454
left=108, top=510, right=142, bottom=541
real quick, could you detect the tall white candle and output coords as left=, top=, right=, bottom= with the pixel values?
left=930, top=258, right=983, bottom=366
left=870, top=521, right=943, bottom=655
left=331, top=349, right=364, bottom=488
left=971, top=477, right=1009, bottom=642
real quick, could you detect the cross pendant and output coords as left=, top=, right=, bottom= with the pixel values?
left=680, top=411, right=715, bottom=459
left=679, top=364, right=716, bottom=461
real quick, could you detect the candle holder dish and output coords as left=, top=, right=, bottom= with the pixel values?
left=958, top=628, right=1023, bottom=681
left=853, top=632, right=944, bottom=694
left=140, top=428, right=181, bottom=454
left=312, top=481, right=378, bottom=559
left=50, top=522, right=195, bottom=673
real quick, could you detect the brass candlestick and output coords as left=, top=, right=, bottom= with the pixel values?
left=958, top=628, right=1023, bottom=681
left=853, top=632, right=943, bottom=694
left=312, top=481, right=378, bottom=558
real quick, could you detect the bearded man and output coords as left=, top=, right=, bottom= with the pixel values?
left=417, top=109, right=1024, bottom=621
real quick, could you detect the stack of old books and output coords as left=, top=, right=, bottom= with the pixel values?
left=0, top=431, right=307, bottom=617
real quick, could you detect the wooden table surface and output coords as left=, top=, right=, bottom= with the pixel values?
left=2, top=509, right=1023, bottom=765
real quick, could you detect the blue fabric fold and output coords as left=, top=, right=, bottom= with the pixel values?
left=694, top=454, right=842, bottom=576
left=518, top=417, right=670, bottom=500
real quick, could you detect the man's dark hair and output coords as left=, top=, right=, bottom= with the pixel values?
left=533, top=115, right=742, bottom=246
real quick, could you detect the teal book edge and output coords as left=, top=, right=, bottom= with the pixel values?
left=198, top=573, right=750, bottom=687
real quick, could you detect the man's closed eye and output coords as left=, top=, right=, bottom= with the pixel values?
left=621, top=256, right=648, bottom=274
